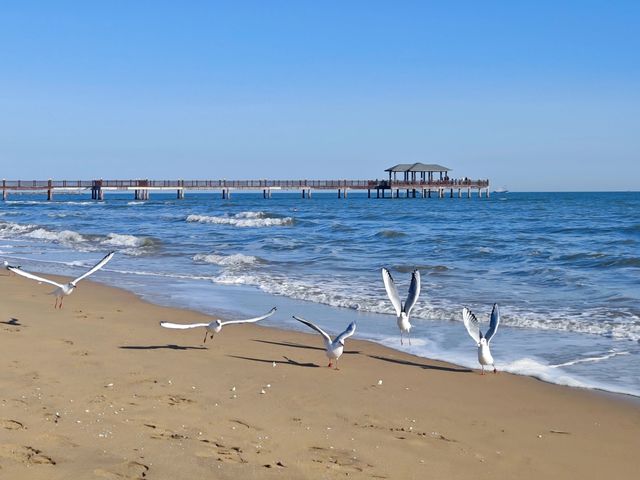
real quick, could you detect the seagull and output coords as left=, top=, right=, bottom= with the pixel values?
left=8, top=251, right=115, bottom=309
left=3, top=260, right=20, bottom=275
left=381, top=268, right=421, bottom=345
left=462, top=304, right=500, bottom=374
left=293, top=316, right=356, bottom=369
left=160, top=307, right=277, bottom=343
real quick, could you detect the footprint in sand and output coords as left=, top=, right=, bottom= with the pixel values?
left=196, top=440, right=246, bottom=464
left=0, top=443, right=56, bottom=465
left=143, top=423, right=189, bottom=441
left=1, top=419, right=25, bottom=430
left=94, top=460, right=149, bottom=479
left=309, top=446, right=373, bottom=474
left=166, top=395, right=194, bottom=406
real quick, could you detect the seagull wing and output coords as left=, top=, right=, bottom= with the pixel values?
left=293, top=315, right=332, bottom=343
left=335, top=321, right=357, bottom=344
left=382, top=268, right=402, bottom=316
left=72, top=251, right=115, bottom=284
left=485, top=303, right=500, bottom=343
left=159, top=321, right=210, bottom=329
left=220, top=307, right=277, bottom=326
left=8, top=267, right=64, bottom=289
left=403, top=269, right=421, bottom=315
left=462, top=307, right=482, bottom=344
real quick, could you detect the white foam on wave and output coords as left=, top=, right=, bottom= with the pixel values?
left=550, top=350, right=631, bottom=368
left=25, top=228, right=86, bottom=244
left=193, top=253, right=260, bottom=266
left=101, top=233, right=146, bottom=247
left=501, top=358, right=589, bottom=388
left=186, top=212, right=293, bottom=227
left=369, top=333, right=640, bottom=396
left=108, top=268, right=214, bottom=281
left=209, top=268, right=640, bottom=342
left=0, top=221, right=158, bottom=256
left=0, top=221, right=38, bottom=235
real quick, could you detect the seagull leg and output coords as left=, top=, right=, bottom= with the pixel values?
left=59, top=297, right=64, bottom=309
left=408, top=331, right=412, bottom=346
left=54, top=297, right=58, bottom=309
left=400, top=332, right=403, bottom=346
left=334, top=358, right=340, bottom=370
left=327, top=361, right=332, bottom=368
left=481, top=366, right=485, bottom=375
left=493, top=365, right=497, bottom=374
left=202, top=331, right=208, bottom=343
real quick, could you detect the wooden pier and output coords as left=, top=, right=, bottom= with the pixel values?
left=1, top=178, right=490, bottom=201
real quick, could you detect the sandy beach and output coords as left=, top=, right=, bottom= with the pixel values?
left=1, top=272, right=638, bottom=480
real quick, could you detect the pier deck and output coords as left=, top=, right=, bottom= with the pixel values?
left=1, top=178, right=490, bottom=201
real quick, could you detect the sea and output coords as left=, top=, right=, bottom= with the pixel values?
left=1, top=191, right=639, bottom=397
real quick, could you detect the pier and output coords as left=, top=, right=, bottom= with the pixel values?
left=1, top=164, right=490, bottom=201
left=1, top=178, right=490, bottom=201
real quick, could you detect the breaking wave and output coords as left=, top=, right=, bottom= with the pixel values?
left=193, top=252, right=262, bottom=266
left=186, top=211, right=293, bottom=227
left=0, top=221, right=159, bottom=256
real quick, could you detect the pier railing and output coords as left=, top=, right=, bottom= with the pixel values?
left=1, top=178, right=491, bottom=200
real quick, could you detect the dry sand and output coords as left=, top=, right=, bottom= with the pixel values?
left=1, top=272, right=639, bottom=479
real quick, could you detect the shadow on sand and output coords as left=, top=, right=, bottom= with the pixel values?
left=252, top=339, right=361, bottom=355
left=119, top=344, right=208, bottom=351
left=228, top=355, right=320, bottom=368
left=367, top=354, right=471, bottom=373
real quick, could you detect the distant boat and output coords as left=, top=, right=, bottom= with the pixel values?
left=494, top=187, right=509, bottom=194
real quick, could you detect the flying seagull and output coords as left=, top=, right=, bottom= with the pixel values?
left=293, top=315, right=356, bottom=369
left=9, top=252, right=115, bottom=309
left=462, top=304, right=500, bottom=374
left=381, top=268, right=421, bottom=345
left=160, top=307, right=277, bottom=343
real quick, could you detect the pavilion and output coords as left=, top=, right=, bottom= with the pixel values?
left=385, top=162, right=451, bottom=183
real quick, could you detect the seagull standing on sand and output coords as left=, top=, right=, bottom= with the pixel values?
left=160, top=307, right=277, bottom=343
left=8, top=252, right=115, bottom=309
left=3, top=260, right=20, bottom=275
left=293, top=316, right=356, bottom=370
left=462, top=304, right=500, bottom=374
left=381, top=268, right=421, bottom=345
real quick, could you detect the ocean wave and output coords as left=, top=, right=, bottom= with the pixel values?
left=24, top=228, right=86, bottom=244
left=209, top=269, right=640, bottom=342
left=391, top=264, right=450, bottom=274
left=0, top=221, right=35, bottom=235
left=374, top=230, right=407, bottom=238
left=100, top=233, right=155, bottom=248
left=193, top=252, right=262, bottom=266
left=0, top=221, right=159, bottom=256
left=186, top=212, right=293, bottom=227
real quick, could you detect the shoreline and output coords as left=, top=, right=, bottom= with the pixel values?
left=6, top=264, right=640, bottom=399
left=1, top=272, right=639, bottom=479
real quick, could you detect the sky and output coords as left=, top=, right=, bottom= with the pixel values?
left=0, top=1, right=638, bottom=191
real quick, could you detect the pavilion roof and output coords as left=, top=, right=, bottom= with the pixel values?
left=385, top=162, right=451, bottom=173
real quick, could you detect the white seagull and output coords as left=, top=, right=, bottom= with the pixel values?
left=3, top=260, right=20, bottom=275
left=381, top=268, right=421, bottom=345
left=8, top=251, right=115, bottom=309
left=462, top=304, right=501, bottom=374
left=293, top=316, right=356, bottom=370
left=160, top=307, right=277, bottom=343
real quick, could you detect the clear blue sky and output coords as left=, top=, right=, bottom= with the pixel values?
left=1, top=1, right=638, bottom=190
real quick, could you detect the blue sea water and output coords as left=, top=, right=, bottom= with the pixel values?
left=1, top=191, right=639, bottom=396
